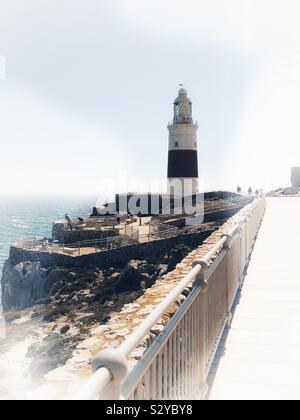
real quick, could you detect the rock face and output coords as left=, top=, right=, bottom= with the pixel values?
left=1, top=261, right=68, bottom=312
left=1, top=258, right=164, bottom=313
left=0, top=258, right=163, bottom=382
left=167, top=244, right=191, bottom=271
left=114, top=260, right=160, bottom=293
left=1, top=240, right=199, bottom=313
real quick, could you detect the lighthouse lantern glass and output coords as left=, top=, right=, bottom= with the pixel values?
left=173, top=89, right=193, bottom=124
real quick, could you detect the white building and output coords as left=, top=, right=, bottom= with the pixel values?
left=291, top=167, right=300, bottom=189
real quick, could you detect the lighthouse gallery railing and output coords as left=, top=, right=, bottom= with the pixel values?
left=72, top=196, right=266, bottom=400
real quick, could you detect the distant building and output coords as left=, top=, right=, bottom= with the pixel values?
left=167, top=87, right=199, bottom=197
left=283, top=187, right=297, bottom=196
left=291, top=167, right=300, bottom=189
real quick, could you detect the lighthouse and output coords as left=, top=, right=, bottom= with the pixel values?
left=167, top=87, right=198, bottom=197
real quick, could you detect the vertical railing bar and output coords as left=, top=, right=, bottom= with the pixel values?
left=185, top=314, right=188, bottom=399
left=152, top=360, right=157, bottom=400
left=184, top=313, right=187, bottom=399
left=193, top=299, right=197, bottom=398
left=169, top=330, right=173, bottom=399
left=163, top=344, right=168, bottom=400
left=196, top=294, right=201, bottom=397
left=179, top=321, right=182, bottom=400
left=206, top=283, right=209, bottom=376
left=175, top=329, right=178, bottom=400
left=186, top=312, right=191, bottom=398
left=157, top=352, right=163, bottom=400
left=189, top=305, right=193, bottom=399
left=144, top=369, right=150, bottom=400
left=179, top=319, right=184, bottom=400
left=190, top=308, right=194, bottom=398
left=137, top=380, right=143, bottom=400
left=187, top=312, right=191, bottom=398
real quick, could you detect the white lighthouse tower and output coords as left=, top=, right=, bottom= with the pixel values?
left=167, top=87, right=199, bottom=197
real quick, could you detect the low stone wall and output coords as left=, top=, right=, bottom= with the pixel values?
left=161, top=204, right=249, bottom=229
left=52, top=224, right=116, bottom=244
left=62, top=229, right=116, bottom=245
left=9, top=230, right=215, bottom=270
left=203, top=206, right=244, bottom=222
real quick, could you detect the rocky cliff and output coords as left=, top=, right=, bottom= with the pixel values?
left=1, top=242, right=194, bottom=313
left=0, top=222, right=222, bottom=392
left=1, top=261, right=70, bottom=312
left=0, top=242, right=196, bottom=384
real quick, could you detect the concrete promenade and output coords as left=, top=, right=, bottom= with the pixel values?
left=209, top=197, right=300, bottom=400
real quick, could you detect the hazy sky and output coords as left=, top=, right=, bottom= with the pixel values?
left=1, top=0, right=300, bottom=196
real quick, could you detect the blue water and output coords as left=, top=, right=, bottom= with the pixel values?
left=0, top=196, right=96, bottom=275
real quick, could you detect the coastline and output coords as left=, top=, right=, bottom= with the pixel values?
left=0, top=193, right=250, bottom=399
left=0, top=221, right=222, bottom=398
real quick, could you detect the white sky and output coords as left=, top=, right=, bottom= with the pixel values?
left=1, top=0, right=300, bottom=195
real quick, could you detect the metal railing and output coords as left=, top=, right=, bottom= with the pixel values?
left=72, top=196, right=266, bottom=400
left=14, top=225, right=179, bottom=256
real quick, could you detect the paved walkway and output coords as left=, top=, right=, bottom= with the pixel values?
left=208, top=197, right=300, bottom=400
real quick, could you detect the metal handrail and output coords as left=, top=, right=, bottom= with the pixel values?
left=14, top=226, right=180, bottom=254
left=72, top=197, right=265, bottom=400
left=73, top=263, right=204, bottom=401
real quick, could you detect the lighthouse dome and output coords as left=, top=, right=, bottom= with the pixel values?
left=178, top=87, right=188, bottom=96
left=174, top=87, right=191, bottom=105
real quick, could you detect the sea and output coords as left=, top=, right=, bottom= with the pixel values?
left=0, top=195, right=96, bottom=283
left=0, top=196, right=97, bottom=398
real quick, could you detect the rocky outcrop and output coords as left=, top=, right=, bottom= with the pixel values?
left=1, top=240, right=199, bottom=383
left=1, top=261, right=68, bottom=312
left=114, top=260, right=160, bottom=293
left=1, top=258, right=165, bottom=382
left=1, top=237, right=205, bottom=314
left=167, top=244, right=191, bottom=271
left=1, top=259, right=163, bottom=314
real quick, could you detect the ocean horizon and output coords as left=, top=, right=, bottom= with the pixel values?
left=0, top=196, right=97, bottom=277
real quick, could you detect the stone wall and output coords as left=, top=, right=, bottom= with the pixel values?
left=52, top=222, right=116, bottom=244
left=9, top=230, right=215, bottom=270
left=202, top=206, right=244, bottom=222
left=61, top=229, right=116, bottom=245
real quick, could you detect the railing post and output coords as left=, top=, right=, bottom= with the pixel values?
left=191, top=259, right=208, bottom=399
left=238, top=223, right=243, bottom=290
left=221, top=232, right=232, bottom=327
left=222, top=232, right=232, bottom=250
left=192, top=260, right=208, bottom=293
